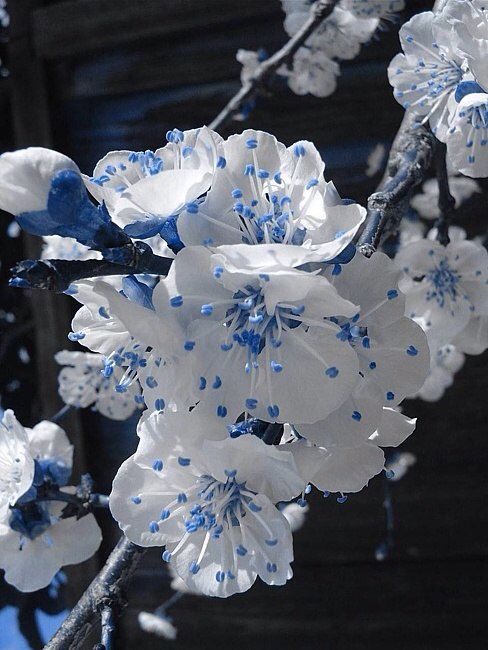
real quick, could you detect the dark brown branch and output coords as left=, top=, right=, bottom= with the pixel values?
left=10, top=242, right=173, bottom=293
left=357, top=114, right=436, bottom=254
left=434, top=140, right=456, bottom=246
left=209, top=0, right=339, bottom=131
left=44, top=536, right=146, bottom=650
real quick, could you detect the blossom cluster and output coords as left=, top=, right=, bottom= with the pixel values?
left=0, top=410, right=101, bottom=591
left=0, top=125, right=432, bottom=597
left=389, top=0, right=488, bottom=177
left=391, top=172, right=488, bottom=402
left=238, top=1, right=405, bottom=99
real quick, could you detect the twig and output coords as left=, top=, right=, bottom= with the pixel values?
left=374, top=474, right=395, bottom=562
left=155, top=590, right=184, bottom=616
left=433, top=140, right=455, bottom=246
left=99, top=606, right=116, bottom=650
left=357, top=114, right=436, bottom=254
left=10, top=242, right=173, bottom=293
left=209, top=0, right=339, bottom=131
left=44, top=536, right=146, bottom=650
left=50, top=404, right=74, bottom=424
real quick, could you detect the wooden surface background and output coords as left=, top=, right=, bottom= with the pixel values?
left=2, top=1, right=488, bottom=648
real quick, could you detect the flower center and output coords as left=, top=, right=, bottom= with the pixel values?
left=426, top=258, right=460, bottom=307
left=9, top=502, right=51, bottom=542
left=144, top=471, right=279, bottom=583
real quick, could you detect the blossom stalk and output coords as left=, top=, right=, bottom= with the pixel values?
left=209, top=0, right=340, bottom=131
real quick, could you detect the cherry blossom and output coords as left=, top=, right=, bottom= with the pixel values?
left=414, top=344, right=465, bottom=402
left=110, top=410, right=305, bottom=597
left=55, top=350, right=142, bottom=420
left=388, top=10, right=465, bottom=139
left=396, top=238, right=488, bottom=349
left=177, top=129, right=366, bottom=255
left=84, top=127, right=223, bottom=239
left=0, top=415, right=101, bottom=592
left=410, top=176, right=480, bottom=219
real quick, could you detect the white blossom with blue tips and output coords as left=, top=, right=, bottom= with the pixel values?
left=388, top=10, right=465, bottom=140
left=84, top=127, right=223, bottom=238
left=92, top=243, right=362, bottom=425
left=110, top=410, right=305, bottom=597
left=396, top=238, right=488, bottom=349
left=0, top=414, right=101, bottom=592
left=177, top=129, right=366, bottom=257
left=55, top=350, right=142, bottom=421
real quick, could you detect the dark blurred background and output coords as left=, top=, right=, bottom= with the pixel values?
left=1, top=0, right=487, bottom=648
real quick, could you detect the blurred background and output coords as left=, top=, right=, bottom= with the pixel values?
left=0, top=0, right=487, bottom=648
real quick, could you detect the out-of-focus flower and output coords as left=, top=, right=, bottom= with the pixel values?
left=55, top=350, right=142, bottom=420
left=410, top=176, right=480, bottom=219
left=138, top=611, right=178, bottom=640
left=414, top=344, right=465, bottom=402
left=396, top=238, right=488, bottom=349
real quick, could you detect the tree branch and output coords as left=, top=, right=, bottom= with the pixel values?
left=209, top=0, right=339, bottom=131
left=10, top=242, right=173, bottom=293
left=357, top=114, right=436, bottom=254
left=99, top=606, right=116, bottom=650
left=433, top=140, right=455, bottom=246
left=44, top=536, right=146, bottom=650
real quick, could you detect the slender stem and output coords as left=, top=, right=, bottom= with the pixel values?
left=357, top=114, right=436, bottom=253
left=155, top=591, right=184, bottom=616
left=209, top=0, right=339, bottom=131
left=434, top=140, right=455, bottom=246
left=50, top=404, right=74, bottom=424
left=375, top=474, right=395, bottom=561
left=100, top=606, right=116, bottom=650
left=44, top=536, right=146, bottom=650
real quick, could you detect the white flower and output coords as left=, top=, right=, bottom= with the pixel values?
left=41, top=235, right=101, bottom=261
left=292, top=406, right=417, bottom=494
left=410, top=176, right=480, bottom=219
left=445, top=92, right=488, bottom=178
left=138, top=611, right=177, bottom=640
left=341, top=0, right=405, bottom=20
left=70, top=278, right=193, bottom=414
left=283, top=3, right=378, bottom=61
left=91, top=243, right=362, bottom=425
left=0, top=499, right=102, bottom=592
left=440, top=0, right=488, bottom=91
left=110, top=410, right=305, bottom=597
left=0, top=410, right=35, bottom=520
left=55, top=350, right=142, bottom=420
left=385, top=451, right=416, bottom=481
left=388, top=11, right=464, bottom=139
left=414, top=343, right=465, bottom=402
left=396, top=238, right=488, bottom=348
left=365, top=143, right=386, bottom=178
left=236, top=49, right=267, bottom=85
left=84, top=127, right=223, bottom=234
left=177, top=129, right=366, bottom=256
left=281, top=47, right=339, bottom=98
left=0, top=416, right=101, bottom=592
left=0, top=148, right=79, bottom=217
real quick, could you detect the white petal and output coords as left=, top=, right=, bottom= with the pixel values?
left=0, top=147, right=79, bottom=215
